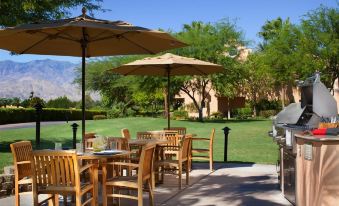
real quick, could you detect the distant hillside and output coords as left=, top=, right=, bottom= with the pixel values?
left=0, top=59, right=83, bottom=101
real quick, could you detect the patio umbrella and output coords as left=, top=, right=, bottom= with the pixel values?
left=0, top=8, right=186, bottom=147
left=110, top=53, right=224, bottom=128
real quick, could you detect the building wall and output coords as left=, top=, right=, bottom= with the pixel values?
left=176, top=78, right=339, bottom=118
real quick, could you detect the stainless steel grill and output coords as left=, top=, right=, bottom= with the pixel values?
left=269, top=73, right=338, bottom=205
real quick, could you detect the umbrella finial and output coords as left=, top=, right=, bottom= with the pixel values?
left=82, top=7, right=87, bottom=17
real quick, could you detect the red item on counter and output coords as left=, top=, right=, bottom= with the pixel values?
left=312, top=128, right=327, bottom=135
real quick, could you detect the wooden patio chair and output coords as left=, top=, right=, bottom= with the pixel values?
left=10, top=141, right=33, bottom=206
left=163, top=127, right=187, bottom=135
left=30, top=150, right=98, bottom=206
left=83, top=133, right=96, bottom=152
left=156, top=136, right=192, bottom=189
left=190, top=128, right=216, bottom=171
left=161, top=130, right=181, bottom=160
left=121, top=128, right=131, bottom=139
left=103, top=143, right=156, bottom=206
left=136, top=131, right=163, bottom=140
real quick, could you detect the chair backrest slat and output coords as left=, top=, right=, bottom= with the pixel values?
left=181, top=136, right=192, bottom=160
left=162, top=130, right=179, bottom=146
left=138, top=144, right=156, bottom=181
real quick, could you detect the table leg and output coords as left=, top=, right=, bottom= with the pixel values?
left=93, top=164, right=99, bottom=206
left=102, top=162, right=107, bottom=206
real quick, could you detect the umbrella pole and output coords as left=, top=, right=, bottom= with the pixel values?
left=167, top=66, right=170, bottom=129
left=81, top=29, right=87, bottom=150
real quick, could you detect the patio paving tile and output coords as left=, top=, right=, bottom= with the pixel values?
left=0, top=163, right=291, bottom=206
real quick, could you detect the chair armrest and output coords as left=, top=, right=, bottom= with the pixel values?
left=79, top=163, right=96, bottom=173
left=192, top=138, right=210, bottom=141
left=106, top=162, right=139, bottom=168
left=17, top=161, right=31, bottom=165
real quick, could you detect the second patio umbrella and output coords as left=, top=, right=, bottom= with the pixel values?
left=110, top=53, right=224, bottom=128
left=0, top=8, right=186, bottom=147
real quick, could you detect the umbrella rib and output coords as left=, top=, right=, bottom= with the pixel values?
left=90, top=31, right=131, bottom=42
left=38, top=31, right=79, bottom=42
left=122, top=35, right=155, bottom=54
left=19, top=29, right=78, bottom=54
left=19, top=35, right=51, bottom=54
left=190, top=65, right=209, bottom=75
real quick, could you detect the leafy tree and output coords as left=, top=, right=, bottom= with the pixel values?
left=0, top=0, right=103, bottom=27
left=298, top=6, right=339, bottom=90
left=20, top=98, right=31, bottom=108
left=240, top=53, right=274, bottom=116
left=174, top=20, right=245, bottom=121
left=12, top=97, right=21, bottom=108
left=259, top=18, right=302, bottom=106
left=75, top=94, right=100, bottom=109
left=29, top=97, right=45, bottom=107
left=74, top=55, right=146, bottom=108
left=46, top=96, right=76, bottom=108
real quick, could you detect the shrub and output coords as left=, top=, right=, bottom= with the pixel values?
left=259, top=110, right=278, bottom=118
left=210, top=111, right=223, bottom=119
left=172, top=110, right=188, bottom=120
left=234, top=107, right=252, bottom=119
left=255, top=99, right=282, bottom=111
left=107, top=107, right=122, bottom=118
left=0, top=108, right=106, bottom=125
left=93, top=115, right=107, bottom=120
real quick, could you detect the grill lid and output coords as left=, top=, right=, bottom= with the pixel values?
left=275, top=103, right=305, bottom=125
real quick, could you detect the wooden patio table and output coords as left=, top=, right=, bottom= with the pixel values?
left=78, top=150, right=131, bottom=206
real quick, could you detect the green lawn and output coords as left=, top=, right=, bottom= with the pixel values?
left=0, top=117, right=277, bottom=172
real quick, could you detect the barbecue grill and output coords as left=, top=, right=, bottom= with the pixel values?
left=269, top=72, right=338, bottom=205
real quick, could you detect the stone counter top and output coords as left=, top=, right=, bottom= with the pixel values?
left=295, top=133, right=339, bottom=142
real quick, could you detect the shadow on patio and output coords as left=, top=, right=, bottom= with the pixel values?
left=0, top=163, right=291, bottom=206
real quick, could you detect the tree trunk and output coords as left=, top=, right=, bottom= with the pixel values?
left=281, top=85, right=285, bottom=108
left=253, top=105, right=257, bottom=117
left=198, top=108, right=203, bottom=122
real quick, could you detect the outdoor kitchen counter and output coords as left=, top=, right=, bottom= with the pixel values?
left=294, top=133, right=339, bottom=206
left=295, top=133, right=339, bottom=142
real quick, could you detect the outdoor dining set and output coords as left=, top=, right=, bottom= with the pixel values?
left=10, top=127, right=215, bottom=206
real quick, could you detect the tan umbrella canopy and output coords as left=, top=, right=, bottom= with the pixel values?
left=110, top=53, right=224, bottom=128
left=0, top=8, right=186, bottom=147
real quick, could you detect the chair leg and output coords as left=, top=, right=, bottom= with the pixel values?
left=209, top=153, right=213, bottom=171
left=148, top=180, right=154, bottom=206
left=137, top=185, right=143, bottom=206
left=75, top=192, right=81, bottom=206
left=186, top=162, right=189, bottom=185
left=178, top=164, right=182, bottom=190
left=33, top=193, right=39, bottom=206
left=91, top=187, right=96, bottom=206
left=63, top=195, right=67, bottom=206
left=54, top=194, right=59, bottom=206
left=15, top=181, right=19, bottom=206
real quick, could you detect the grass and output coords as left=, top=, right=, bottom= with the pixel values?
left=0, top=117, right=277, bottom=172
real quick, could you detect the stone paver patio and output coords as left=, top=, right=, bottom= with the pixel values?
left=0, top=163, right=291, bottom=206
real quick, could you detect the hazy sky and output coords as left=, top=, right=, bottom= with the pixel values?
left=0, top=0, right=337, bottom=63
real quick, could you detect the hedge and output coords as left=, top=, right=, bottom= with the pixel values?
left=0, top=108, right=107, bottom=125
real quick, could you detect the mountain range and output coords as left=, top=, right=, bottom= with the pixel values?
left=0, top=59, right=84, bottom=101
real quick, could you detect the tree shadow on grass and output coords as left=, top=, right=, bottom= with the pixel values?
left=0, top=138, right=75, bottom=153
left=178, top=118, right=268, bottom=124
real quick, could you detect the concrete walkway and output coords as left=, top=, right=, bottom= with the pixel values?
left=0, top=121, right=70, bottom=130
left=0, top=163, right=291, bottom=206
